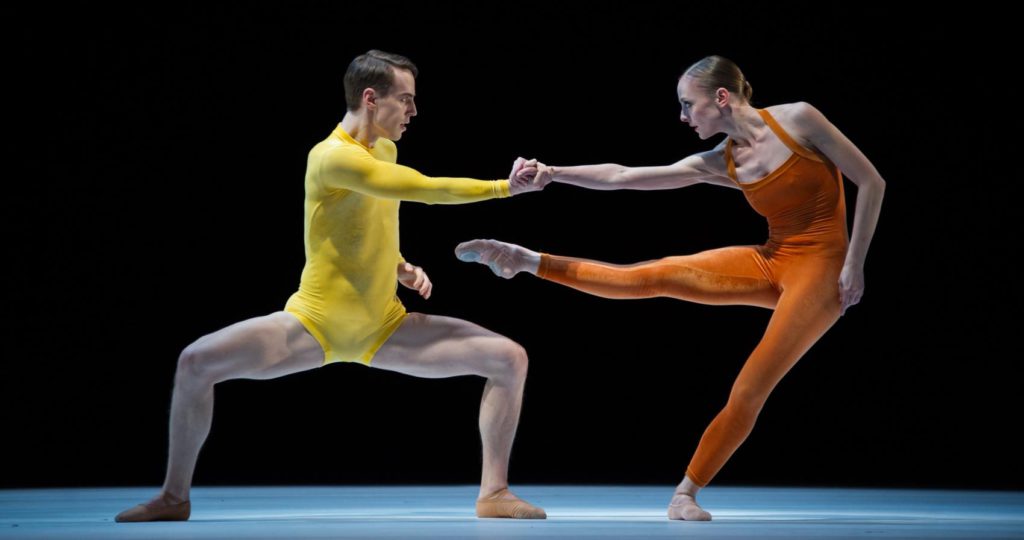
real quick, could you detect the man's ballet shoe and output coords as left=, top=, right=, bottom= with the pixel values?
left=115, top=495, right=191, bottom=522
left=476, top=488, right=546, bottom=519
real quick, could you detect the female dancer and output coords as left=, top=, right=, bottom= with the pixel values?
left=456, top=55, right=885, bottom=520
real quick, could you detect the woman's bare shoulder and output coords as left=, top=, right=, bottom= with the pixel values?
left=762, top=102, right=828, bottom=146
left=763, top=102, right=820, bottom=122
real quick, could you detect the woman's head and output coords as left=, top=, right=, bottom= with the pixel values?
left=681, top=55, right=752, bottom=103
left=677, top=55, right=752, bottom=139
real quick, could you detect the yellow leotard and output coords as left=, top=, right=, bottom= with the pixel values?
left=285, top=124, right=510, bottom=365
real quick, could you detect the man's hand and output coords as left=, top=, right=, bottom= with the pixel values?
left=508, top=157, right=549, bottom=195
left=398, top=262, right=432, bottom=299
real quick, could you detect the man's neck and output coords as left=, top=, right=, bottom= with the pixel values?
left=340, top=112, right=378, bottom=148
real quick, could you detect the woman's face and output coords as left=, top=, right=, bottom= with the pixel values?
left=677, top=76, right=719, bottom=140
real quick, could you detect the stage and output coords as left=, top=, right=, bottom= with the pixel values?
left=2, top=485, right=1021, bottom=539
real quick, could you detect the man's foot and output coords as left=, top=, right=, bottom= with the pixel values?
left=667, top=492, right=711, bottom=521
left=455, top=240, right=540, bottom=279
left=476, top=487, right=546, bottom=519
left=115, top=492, right=191, bottom=523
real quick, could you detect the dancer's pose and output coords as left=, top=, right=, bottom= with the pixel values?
left=457, top=55, right=885, bottom=521
left=116, top=50, right=547, bottom=522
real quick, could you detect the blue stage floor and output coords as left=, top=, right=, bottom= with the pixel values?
left=2, top=485, right=1022, bottom=539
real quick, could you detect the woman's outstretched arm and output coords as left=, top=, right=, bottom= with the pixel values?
left=538, top=145, right=737, bottom=191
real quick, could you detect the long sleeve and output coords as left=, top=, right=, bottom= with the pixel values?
left=319, top=145, right=510, bottom=204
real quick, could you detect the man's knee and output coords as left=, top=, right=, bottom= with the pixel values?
left=489, top=340, right=529, bottom=380
left=175, top=343, right=218, bottom=388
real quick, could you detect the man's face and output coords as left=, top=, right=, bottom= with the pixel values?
left=373, top=68, right=417, bottom=141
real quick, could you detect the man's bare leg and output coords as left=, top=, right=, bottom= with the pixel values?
left=371, top=312, right=545, bottom=519
left=458, top=240, right=716, bottom=521
left=115, top=311, right=324, bottom=522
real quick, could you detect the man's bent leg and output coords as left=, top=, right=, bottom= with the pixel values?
left=116, top=311, right=323, bottom=522
left=371, top=312, right=545, bottom=519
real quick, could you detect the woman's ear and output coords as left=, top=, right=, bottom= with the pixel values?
left=716, top=87, right=730, bottom=107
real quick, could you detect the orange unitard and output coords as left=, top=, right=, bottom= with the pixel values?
left=537, top=109, right=849, bottom=486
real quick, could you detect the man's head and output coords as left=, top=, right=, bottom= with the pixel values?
left=344, top=50, right=419, bottom=141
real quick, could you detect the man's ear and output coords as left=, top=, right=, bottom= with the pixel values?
left=363, top=87, right=378, bottom=111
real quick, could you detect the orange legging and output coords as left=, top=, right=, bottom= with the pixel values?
left=538, top=246, right=842, bottom=486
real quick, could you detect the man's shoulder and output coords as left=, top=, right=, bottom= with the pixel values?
left=317, top=137, right=367, bottom=162
left=315, top=136, right=397, bottom=167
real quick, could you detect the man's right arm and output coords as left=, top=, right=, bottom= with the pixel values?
left=320, top=147, right=511, bottom=204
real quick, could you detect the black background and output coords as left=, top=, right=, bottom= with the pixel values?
left=7, top=3, right=1019, bottom=491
